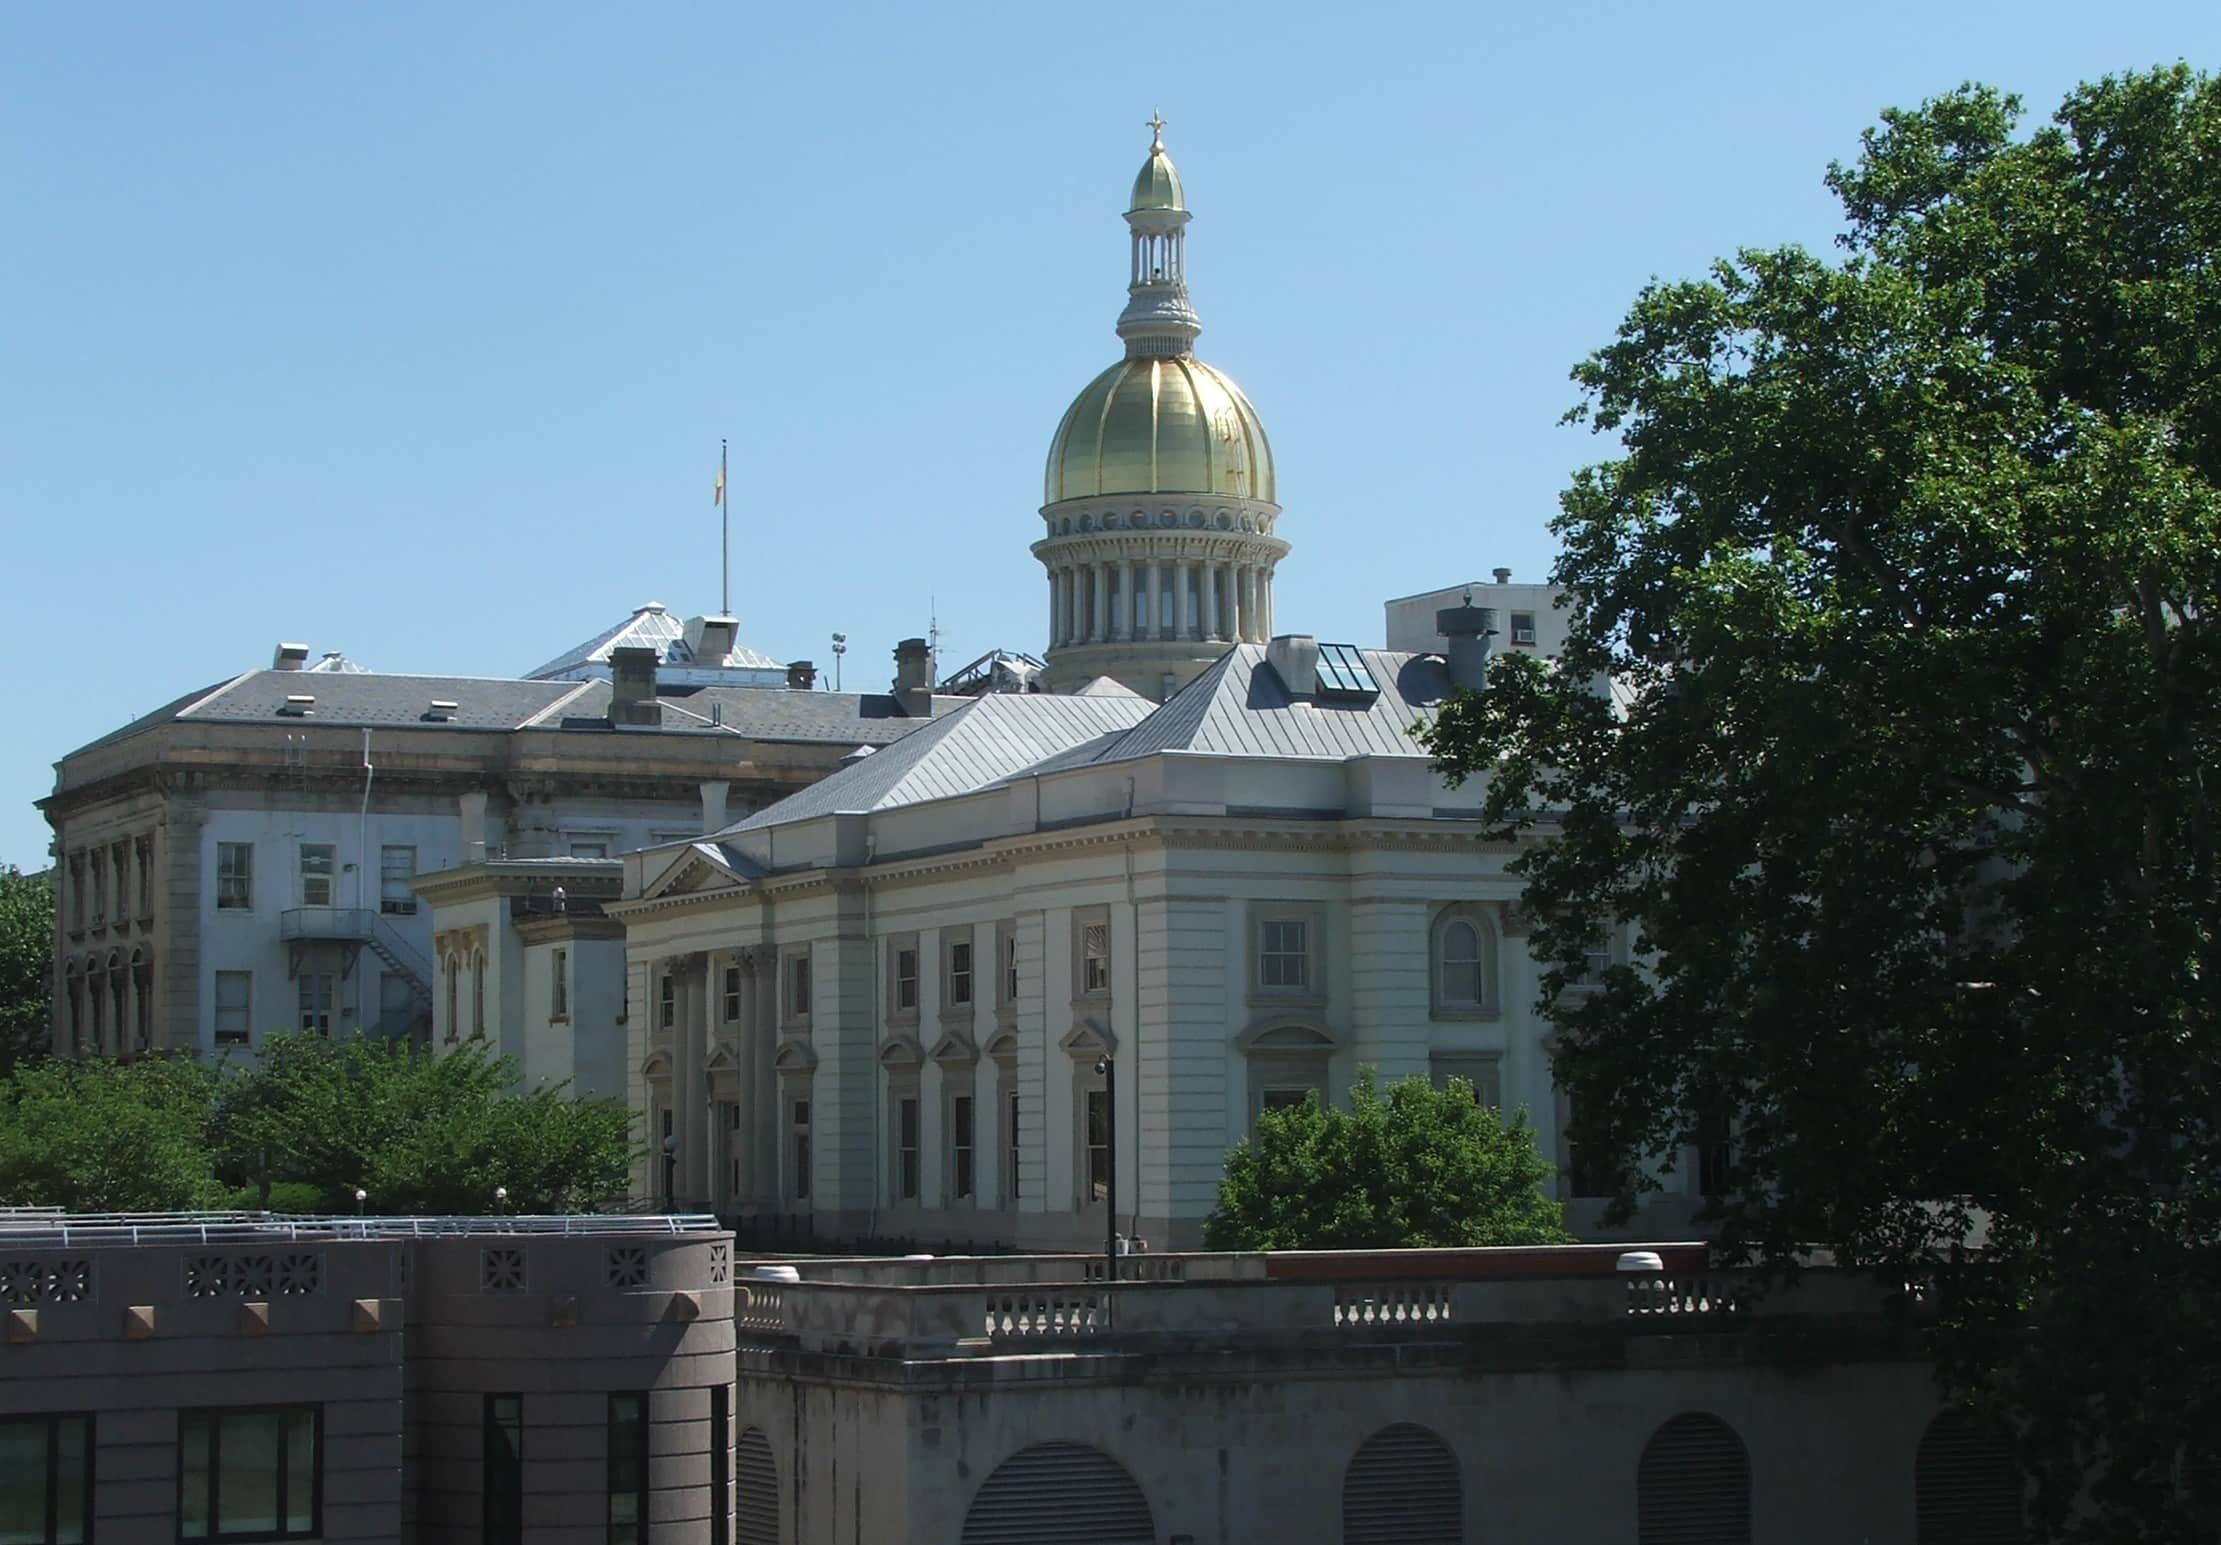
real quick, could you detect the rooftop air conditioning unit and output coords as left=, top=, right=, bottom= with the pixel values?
left=422, top=700, right=459, bottom=723
left=277, top=694, right=316, bottom=717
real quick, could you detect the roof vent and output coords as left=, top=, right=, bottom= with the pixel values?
left=272, top=642, right=310, bottom=671
left=1437, top=604, right=1497, bottom=692
left=688, top=614, right=738, bottom=668
left=608, top=646, right=660, bottom=727
left=277, top=694, right=316, bottom=717
left=1492, top=566, right=1513, bottom=584
left=422, top=700, right=458, bottom=723
left=1265, top=635, right=1319, bottom=697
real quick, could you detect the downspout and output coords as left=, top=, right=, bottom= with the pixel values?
left=1123, top=776, right=1141, bottom=1247
left=358, top=729, right=374, bottom=1033
left=864, top=830, right=879, bottom=1242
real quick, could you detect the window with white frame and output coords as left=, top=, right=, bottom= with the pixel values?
left=1077, top=916, right=1109, bottom=997
left=297, top=843, right=335, bottom=908
left=658, top=972, right=676, bottom=1031
left=444, top=957, right=460, bottom=1042
left=783, top=950, right=811, bottom=1024
left=298, top=972, right=335, bottom=1035
left=567, top=838, right=609, bottom=860
left=1238, top=1021, right=1335, bottom=1127
left=1003, top=1085, right=1020, bottom=1204
left=1081, top=1086, right=1110, bottom=1205
left=890, top=940, right=920, bottom=1018
left=214, top=971, right=252, bottom=1046
left=216, top=842, right=253, bottom=911
left=1510, top=610, right=1537, bottom=646
left=999, top=923, right=1019, bottom=1008
left=946, top=935, right=973, bottom=1009
left=789, top=1098, right=812, bottom=1201
left=1429, top=1052, right=1502, bottom=1110
left=949, top=1093, right=975, bottom=1201
left=896, top=1095, right=920, bottom=1202
left=1257, top=918, right=1312, bottom=992
left=1430, top=906, right=1498, bottom=1017
left=379, top=845, right=416, bottom=915
left=722, top=963, right=742, bottom=1023
left=551, top=948, right=570, bottom=1020
left=471, top=953, right=486, bottom=1038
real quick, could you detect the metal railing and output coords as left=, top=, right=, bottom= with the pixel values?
left=0, top=1211, right=722, bottom=1248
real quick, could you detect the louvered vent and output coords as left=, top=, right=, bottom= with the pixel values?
left=736, top=1427, right=778, bottom=1545
left=1638, top=1411, right=1751, bottom=1545
left=958, top=1442, right=1155, bottom=1544
left=1916, top=1410, right=2023, bottom=1543
left=1343, top=1422, right=1461, bottom=1544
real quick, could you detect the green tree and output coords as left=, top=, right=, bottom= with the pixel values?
left=0, top=1055, right=225, bottom=1211
left=1204, top=1069, right=1570, bottom=1251
left=1420, top=67, right=2221, bottom=1543
left=216, top=1032, right=635, bottom=1214
left=0, top=867, right=55, bottom=1073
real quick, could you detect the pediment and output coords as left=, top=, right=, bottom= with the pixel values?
left=984, top=1028, right=1021, bottom=1065
left=772, top=1037, right=818, bottom=1075
left=1236, top=1017, right=1338, bottom=1054
left=928, top=1029, right=979, bottom=1068
left=877, top=1033, right=926, bottom=1070
left=641, top=1048, right=673, bottom=1079
left=1059, top=1019, right=1116, bottom=1059
left=642, top=845, right=745, bottom=902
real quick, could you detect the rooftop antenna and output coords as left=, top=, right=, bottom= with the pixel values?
left=714, top=438, right=731, bottom=617
left=928, top=596, right=945, bottom=683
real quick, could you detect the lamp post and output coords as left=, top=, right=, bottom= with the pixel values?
left=353, top=1188, right=367, bottom=1217
left=494, top=1186, right=509, bottom=1215
left=1094, top=1055, right=1116, bottom=1283
left=662, top=1134, right=679, bottom=1215
left=830, top=633, right=847, bottom=691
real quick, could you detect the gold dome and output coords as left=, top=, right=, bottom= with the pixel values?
left=1044, top=355, right=1275, bottom=505
left=1130, top=141, right=1185, bottom=213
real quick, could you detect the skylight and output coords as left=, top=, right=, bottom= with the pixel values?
left=1314, top=643, right=1378, bottom=699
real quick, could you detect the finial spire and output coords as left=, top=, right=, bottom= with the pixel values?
left=1147, top=110, right=1167, bottom=150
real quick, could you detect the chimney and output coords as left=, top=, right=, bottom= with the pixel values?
left=458, top=790, right=489, bottom=863
left=608, top=646, right=661, bottom=726
left=1265, top=634, right=1320, bottom=697
left=786, top=660, right=817, bottom=691
left=688, top=614, right=739, bottom=669
left=1492, top=567, right=1512, bottom=585
left=700, top=779, right=730, bottom=834
left=272, top=642, right=310, bottom=671
left=893, top=638, right=934, bottom=717
left=1437, top=604, right=1497, bottom=692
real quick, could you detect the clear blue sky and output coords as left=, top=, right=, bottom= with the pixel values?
left=5, top=2, right=2212, bottom=868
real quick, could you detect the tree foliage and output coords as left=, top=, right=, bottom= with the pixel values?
left=0, top=1055, right=225, bottom=1211
left=1419, top=67, right=2221, bottom=1543
left=1204, top=1070, right=1571, bottom=1251
left=0, top=1034, right=634, bottom=1217
left=0, top=867, right=54, bottom=1074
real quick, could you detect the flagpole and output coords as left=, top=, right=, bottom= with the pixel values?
left=720, top=438, right=730, bottom=617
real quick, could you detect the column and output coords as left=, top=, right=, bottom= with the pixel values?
left=1144, top=560, right=1160, bottom=639
left=1062, top=568, right=1077, bottom=646
left=1202, top=558, right=1220, bottom=642
left=1234, top=564, right=1251, bottom=642
left=1117, top=559, right=1135, bottom=640
left=1049, top=569, right=1064, bottom=648
left=680, top=960, right=709, bottom=1208
left=1091, top=564, right=1108, bottom=643
left=1176, top=559, right=1193, bottom=639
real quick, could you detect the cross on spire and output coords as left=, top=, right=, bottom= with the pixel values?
left=1147, top=110, right=1167, bottom=149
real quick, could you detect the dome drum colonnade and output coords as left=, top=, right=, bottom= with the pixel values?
left=1034, top=116, right=1287, bottom=696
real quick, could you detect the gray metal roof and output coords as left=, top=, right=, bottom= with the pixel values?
left=543, top=679, right=955, bottom=744
left=719, top=693, right=1156, bottom=834
left=190, top=671, right=590, bottom=730
left=1040, top=645, right=1450, bottom=768
left=525, top=602, right=782, bottom=680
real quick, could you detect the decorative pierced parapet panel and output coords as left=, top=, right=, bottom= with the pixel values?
left=733, top=1282, right=784, bottom=1333
left=985, top=1290, right=1113, bottom=1338
left=606, top=1246, right=649, bottom=1288
left=180, top=1252, right=322, bottom=1300
left=0, top=1258, right=93, bottom=1305
left=708, top=1242, right=730, bottom=1284
left=481, top=1247, right=526, bottom=1292
left=1083, top=1256, right=1187, bottom=1282
left=1332, top=1283, right=1454, bottom=1329
left=1626, top=1276, right=1741, bottom=1316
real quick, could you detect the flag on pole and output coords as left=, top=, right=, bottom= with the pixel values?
left=713, top=459, right=725, bottom=506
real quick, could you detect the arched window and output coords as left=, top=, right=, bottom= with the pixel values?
left=736, top=1426, right=778, bottom=1544
left=132, top=948, right=152, bottom=1051
left=444, top=955, right=460, bottom=1043
left=1343, top=1422, right=1460, bottom=1544
left=1916, top=1409, right=2022, bottom=1543
left=1638, top=1411, right=1750, bottom=1545
left=959, top=1442, right=1153, bottom=1544
left=472, top=951, right=486, bottom=1038
left=64, top=965, right=82, bottom=1054
left=1429, top=905, right=1498, bottom=1017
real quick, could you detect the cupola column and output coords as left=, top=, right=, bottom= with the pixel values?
left=1202, top=558, right=1221, bottom=642
left=1143, top=559, right=1161, bottom=639
left=1091, top=565, right=1108, bottom=644
left=1117, top=559, right=1135, bottom=640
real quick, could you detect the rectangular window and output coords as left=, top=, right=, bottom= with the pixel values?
left=950, top=1094, right=975, bottom=1200
left=378, top=971, right=413, bottom=1040
left=791, top=1100, right=812, bottom=1201
left=483, top=1395, right=522, bottom=1545
left=1079, top=922, right=1109, bottom=996
left=0, top=1413, right=92, bottom=1545
left=379, top=845, right=417, bottom=915
left=216, top=842, right=254, bottom=911
left=136, top=838, right=151, bottom=918
left=178, top=1404, right=320, bottom=1541
left=709, top=1385, right=730, bottom=1545
left=551, top=950, right=570, bottom=1020
left=1005, top=1089, right=1021, bottom=1204
left=1429, top=1054, right=1502, bottom=1110
left=1260, top=1088, right=1312, bottom=1114
left=1510, top=610, right=1537, bottom=645
left=569, top=840, right=610, bottom=860
left=297, top=844, right=335, bottom=908
left=784, top=953, right=811, bottom=1022
left=297, top=973, right=333, bottom=1036
left=606, top=1394, right=647, bottom=1545
left=214, top=971, right=252, bottom=1047
left=1566, top=1100, right=1611, bottom=1199
left=893, top=947, right=919, bottom=1014
left=658, top=974, right=676, bottom=1031
left=1000, top=926, right=1018, bottom=1007
left=1083, top=1088, right=1110, bottom=1204
left=896, top=1096, right=920, bottom=1201
left=722, top=965, right=741, bottom=1023
left=1258, top=919, right=1310, bottom=990
left=727, top=1103, right=743, bottom=1202
left=947, top=939, right=973, bottom=1007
